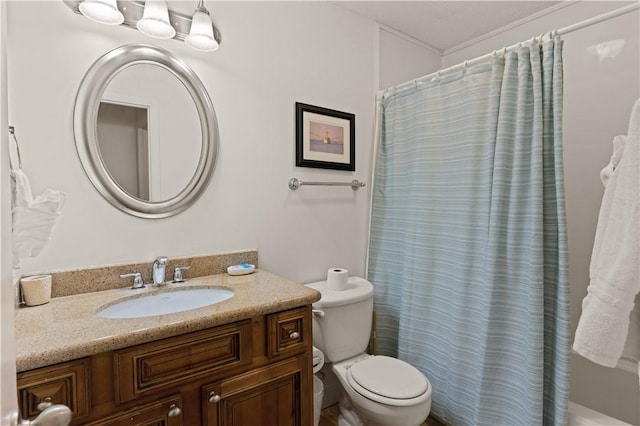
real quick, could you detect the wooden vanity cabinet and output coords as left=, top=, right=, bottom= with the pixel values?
left=17, top=305, right=313, bottom=426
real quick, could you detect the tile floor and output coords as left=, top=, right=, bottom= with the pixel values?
left=318, top=404, right=445, bottom=426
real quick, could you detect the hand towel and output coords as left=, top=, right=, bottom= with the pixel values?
left=573, top=98, right=640, bottom=367
left=11, top=168, right=66, bottom=265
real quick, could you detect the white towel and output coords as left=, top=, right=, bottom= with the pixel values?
left=599, top=135, right=626, bottom=186
left=11, top=168, right=66, bottom=266
left=573, top=98, right=640, bottom=367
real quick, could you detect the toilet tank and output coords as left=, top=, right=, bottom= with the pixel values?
left=306, top=277, right=374, bottom=363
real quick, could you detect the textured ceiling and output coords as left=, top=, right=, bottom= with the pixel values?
left=333, top=1, right=561, bottom=52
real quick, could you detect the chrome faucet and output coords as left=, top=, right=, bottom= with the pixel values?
left=152, top=256, right=168, bottom=285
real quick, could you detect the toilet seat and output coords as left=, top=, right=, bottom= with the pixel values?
left=346, top=356, right=430, bottom=407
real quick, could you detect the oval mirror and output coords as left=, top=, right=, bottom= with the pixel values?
left=74, top=44, right=218, bottom=218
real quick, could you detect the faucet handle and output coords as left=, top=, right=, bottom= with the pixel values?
left=120, top=272, right=145, bottom=289
left=172, top=266, right=190, bottom=283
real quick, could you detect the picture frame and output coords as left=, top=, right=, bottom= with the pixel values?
left=295, top=102, right=355, bottom=171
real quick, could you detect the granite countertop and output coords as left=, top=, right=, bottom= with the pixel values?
left=15, top=270, right=320, bottom=372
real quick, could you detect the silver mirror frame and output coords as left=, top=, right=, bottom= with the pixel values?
left=74, top=44, right=218, bottom=219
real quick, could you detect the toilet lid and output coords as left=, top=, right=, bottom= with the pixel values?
left=348, top=356, right=428, bottom=400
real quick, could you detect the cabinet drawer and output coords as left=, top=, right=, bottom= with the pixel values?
left=115, top=320, right=252, bottom=403
left=17, top=358, right=90, bottom=422
left=85, top=394, right=183, bottom=426
left=267, top=306, right=311, bottom=359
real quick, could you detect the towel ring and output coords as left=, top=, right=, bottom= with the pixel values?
left=8, top=126, right=23, bottom=171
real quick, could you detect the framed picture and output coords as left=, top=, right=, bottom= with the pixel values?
left=296, top=102, right=355, bottom=171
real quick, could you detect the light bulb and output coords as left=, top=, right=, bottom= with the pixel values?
left=185, top=7, right=219, bottom=52
left=79, top=0, right=124, bottom=25
left=137, top=0, right=176, bottom=39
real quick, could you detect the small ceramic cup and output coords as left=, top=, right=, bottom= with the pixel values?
left=20, top=275, right=52, bottom=306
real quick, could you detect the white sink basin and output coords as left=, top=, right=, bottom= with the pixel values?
left=97, top=288, right=234, bottom=319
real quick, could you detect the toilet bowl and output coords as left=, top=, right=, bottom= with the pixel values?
left=333, top=353, right=432, bottom=426
left=306, top=277, right=432, bottom=426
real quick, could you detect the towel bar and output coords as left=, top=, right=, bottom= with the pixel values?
left=288, top=178, right=366, bottom=191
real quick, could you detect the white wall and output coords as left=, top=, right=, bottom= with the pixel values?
left=0, top=0, right=18, bottom=422
left=6, top=1, right=375, bottom=285
left=377, top=26, right=441, bottom=90
left=443, top=2, right=639, bottom=424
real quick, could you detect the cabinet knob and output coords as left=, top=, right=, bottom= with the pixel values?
left=36, top=397, right=53, bottom=411
left=167, top=404, right=182, bottom=417
left=208, top=391, right=221, bottom=403
left=289, top=331, right=300, bottom=340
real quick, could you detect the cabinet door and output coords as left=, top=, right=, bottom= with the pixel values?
left=84, top=395, right=183, bottom=426
left=203, top=355, right=312, bottom=426
left=17, top=358, right=90, bottom=422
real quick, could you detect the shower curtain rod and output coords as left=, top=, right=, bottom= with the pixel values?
left=378, top=2, right=640, bottom=99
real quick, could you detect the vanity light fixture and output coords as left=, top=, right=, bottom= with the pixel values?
left=185, top=0, right=219, bottom=52
left=64, top=0, right=222, bottom=52
left=137, top=0, right=176, bottom=40
left=78, top=0, right=124, bottom=25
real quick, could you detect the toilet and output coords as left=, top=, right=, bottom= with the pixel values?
left=306, top=277, right=432, bottom=426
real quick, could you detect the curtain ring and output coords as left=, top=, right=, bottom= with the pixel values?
left=413, top=79, right=417, bottom=89
left=501, top=47, right=507, bottom=57
left=463, top=60, right=468, bottom=72
left=393, top=85, right=397, bottom=95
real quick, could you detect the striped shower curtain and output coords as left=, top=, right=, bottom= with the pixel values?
left=368, top=38, right=569, bottom=425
